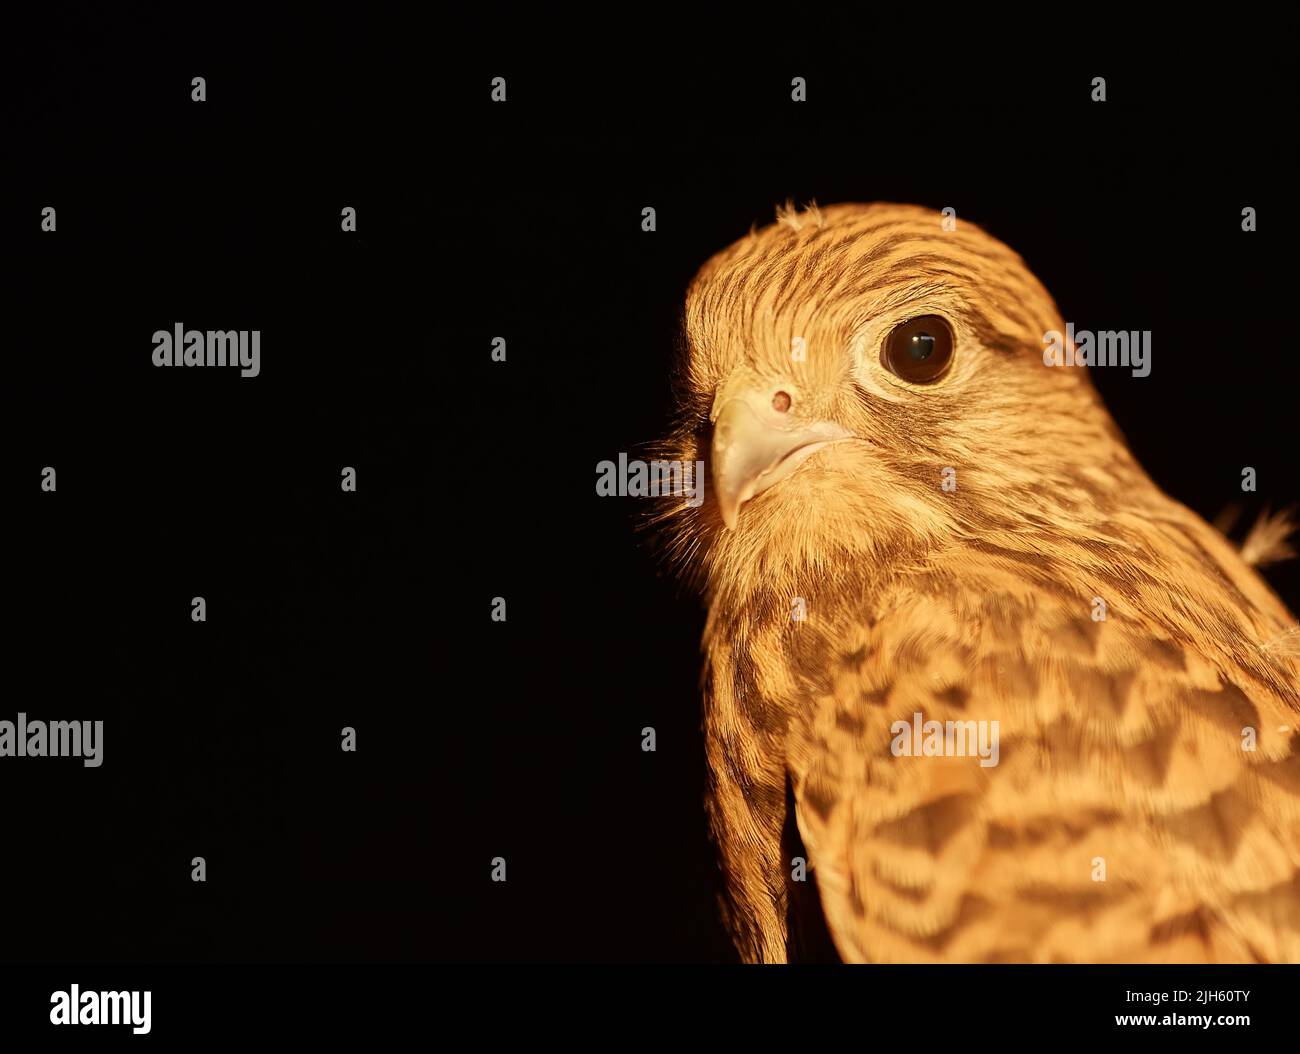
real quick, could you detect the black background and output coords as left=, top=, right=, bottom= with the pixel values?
left=1, top=11, right=1294, bottom=965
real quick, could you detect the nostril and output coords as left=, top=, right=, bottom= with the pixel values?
left=772, top=390, right=792, bottom=413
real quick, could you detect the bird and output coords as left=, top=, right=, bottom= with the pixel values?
left=653, top=200, right=1300, bottom=964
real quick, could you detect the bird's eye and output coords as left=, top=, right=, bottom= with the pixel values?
left=881, top=315, right=955, bottom=383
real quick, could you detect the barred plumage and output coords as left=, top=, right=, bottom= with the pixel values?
left=658, top=202, right=1300, bottom=963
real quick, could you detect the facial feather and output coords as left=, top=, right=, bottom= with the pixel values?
left=659, top=203, right=1140, bottom=607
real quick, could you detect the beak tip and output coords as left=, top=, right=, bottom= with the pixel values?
left=719, top=502, right=739, bottom=531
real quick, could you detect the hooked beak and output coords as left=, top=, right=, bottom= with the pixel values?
left=709, top=371, right=852, bottom=530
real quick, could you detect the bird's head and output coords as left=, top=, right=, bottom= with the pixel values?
left=656, top=201, right=1137, bottom=600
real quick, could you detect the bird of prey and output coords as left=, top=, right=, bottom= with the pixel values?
left=655, top=201, right=1300, bottom=963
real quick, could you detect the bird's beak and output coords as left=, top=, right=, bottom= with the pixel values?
left=709, top=372, right=852, bottom=530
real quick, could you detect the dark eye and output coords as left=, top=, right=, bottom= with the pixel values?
left=881, top=315, right=955, bottom=383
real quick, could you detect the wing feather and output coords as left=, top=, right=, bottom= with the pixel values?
left=788, top=508, right=1300, bottom=962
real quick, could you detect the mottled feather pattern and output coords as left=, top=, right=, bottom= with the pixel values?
left=658, top=202, right=1300, bottom=963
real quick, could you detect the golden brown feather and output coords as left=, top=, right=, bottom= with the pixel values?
left=656, top=202, right=1300, bottom=963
